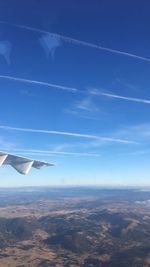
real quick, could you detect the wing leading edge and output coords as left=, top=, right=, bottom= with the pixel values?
left=0, top=151, right=54, bottom=175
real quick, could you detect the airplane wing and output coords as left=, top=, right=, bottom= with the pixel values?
left=0, top=151, right=54, bottom=175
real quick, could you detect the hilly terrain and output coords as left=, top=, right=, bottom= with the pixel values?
left=0, top=187, right=150, bottom=266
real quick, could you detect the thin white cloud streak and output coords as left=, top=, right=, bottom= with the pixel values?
left=8, top=149, right=99, bottom=157
left=0, top=125, right=136, bottom=144
left=0, top=21, right=150, bottom=63
left=91, top=90, right=150, bottom=105
left=66, top=95, right=100, bottom=121
left=1, top=74, right=150, bottom=106
left=0, top=75, right=78, bottom=93
left=127, top=150, right=150, bottom=156
left=0, top=136, right=15, bottom=150
left=75, top=96, right=99, bottom=112
left=115, top=123, right=150, bottom=141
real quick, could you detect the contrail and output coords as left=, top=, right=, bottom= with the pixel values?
left=8, top=148, right=99, bottom=157
left=0, top=21, right=150, bottom=63
left=0, top=125, right=136, bottom=144
left=0, top=75, right=78, bottom=93
left=98, top=92, right=150, bottom=105
left=1, top=75, right=149, bottom=106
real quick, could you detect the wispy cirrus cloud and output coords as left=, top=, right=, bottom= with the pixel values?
left=20, top=89, right=42, bottom=98
left=75, top=96, right=99, bottom=112
left=116, top=123, right=150, bottom=141
left=0, top=40, right=12, bottom=64
left=0, top=125, right=135, bottom=144
left=0, top=21, right=150, bottom=63
left=90, top=89, right=150, bottom=105
left=126, top=149, right=150, bottom=156
left=0, top=75, right=78, bottom=93
left=65, top=94, right=100, bottom=120
left=113, top=78, right=139, bottom=92
left=39, top=33, right=62, bottom=59
left=0, top=136, right=15, bottom=150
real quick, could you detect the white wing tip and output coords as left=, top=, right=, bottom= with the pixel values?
left=0, top=151, right=55, bottom=175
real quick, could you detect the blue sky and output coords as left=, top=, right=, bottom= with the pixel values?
left=0, top=0, right=150, bottom=186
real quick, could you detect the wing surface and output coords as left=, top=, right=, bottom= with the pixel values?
left=0, top=151, right=54, bottom=175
